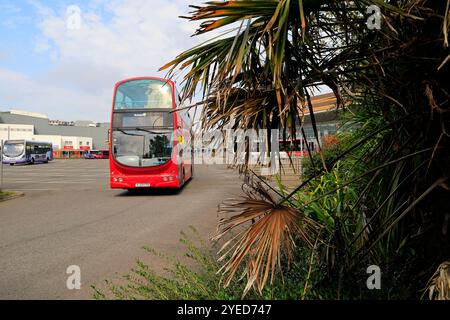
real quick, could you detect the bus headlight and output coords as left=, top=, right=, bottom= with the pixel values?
left=163, top=177, right=168, bottom=182
left=118, top=178, right=123, bottom=182
left=113, top=178, right=117, bottom=182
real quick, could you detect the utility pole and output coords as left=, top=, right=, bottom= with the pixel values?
left=1, top=126, right=10, bottom=191
left=1, top=139, right=4, bottom=191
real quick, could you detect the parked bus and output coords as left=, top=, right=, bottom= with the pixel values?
left=110, top=76, right=193, bottom=190
left=84, top=150, right=110, bottom=159
left=2, top=140, right=53, bottom=165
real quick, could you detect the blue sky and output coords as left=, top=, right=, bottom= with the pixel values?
left=0, top=0, right=115, bottom=75
left=0, top=0, right=203, bottom=122
left=0, top=1, right=46, bottom=74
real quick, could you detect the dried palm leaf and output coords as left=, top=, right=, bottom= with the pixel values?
left=213, top=182, right=322, bottom=296
left=426, top=261, right=450, bottom=300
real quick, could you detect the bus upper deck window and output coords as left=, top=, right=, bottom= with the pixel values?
left=114, top=79, right=173, bottom=110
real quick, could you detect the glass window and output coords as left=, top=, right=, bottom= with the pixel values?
left=3, top=143, right=25, bottom=157
left=112, top=129, right=173, bottom=167
left=114, top=79, right=173, bottom=110
left=112, top=112, right=173, bottom=128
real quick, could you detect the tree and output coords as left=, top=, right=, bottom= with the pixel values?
left=162, top=0, right=450, bottom=298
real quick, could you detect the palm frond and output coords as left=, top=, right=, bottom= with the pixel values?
left=163, top=0, right=450, bottom=299
left=426, top=261, right=450, bottom=300
left=213, top=182, right=322, bottom=296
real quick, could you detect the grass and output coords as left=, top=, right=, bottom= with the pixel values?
left=92, top=228, right=247, bottom=300
left=0, top=190, right=23, bottom=202
left=91, top=227, right=317, bottom=300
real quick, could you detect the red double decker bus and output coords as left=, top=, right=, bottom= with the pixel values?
left=109, top=76, right=193, bottom=190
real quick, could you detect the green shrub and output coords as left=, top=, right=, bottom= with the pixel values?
left=92, top=227, right=315, bottom=300
left=301, top=131, right=354, bottom=179
left=92, top=228, right=241, bottom=300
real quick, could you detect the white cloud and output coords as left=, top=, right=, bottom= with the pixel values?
left=0, top=3, right=32, bottom=28
left=0, top=68, right=111, bottom=121
left=0, top=0, right=203, bottom=121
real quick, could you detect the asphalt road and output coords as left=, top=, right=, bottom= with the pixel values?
left=0, top=160, right=243, bottom=299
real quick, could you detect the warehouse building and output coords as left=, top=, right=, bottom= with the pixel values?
left=0, top=110, right=110, bottom=158
left=276, top=92, right=341, bottom=153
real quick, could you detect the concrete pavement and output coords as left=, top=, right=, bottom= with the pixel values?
left=0, top=160, right=243, bottom=299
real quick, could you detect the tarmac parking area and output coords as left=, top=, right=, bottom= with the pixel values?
left=0, top=159, right=243, bottom=299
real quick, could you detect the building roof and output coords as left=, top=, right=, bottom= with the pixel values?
left=303, top=92, right=340, bottom=124
left=10, top=109, right=48, bottom=119
left=0, top=111, right=110, bottom=150
left=305, top=92, right=337, bottom=114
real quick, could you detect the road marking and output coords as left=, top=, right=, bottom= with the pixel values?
left=3, top=160, right=111, bottom=191
left=16, top=181, right=99, bottom=184
left=4, top=181, right=102, bottom=184
left=9, top=188, right=60, bottom=191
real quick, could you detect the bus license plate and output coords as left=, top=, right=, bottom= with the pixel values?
left=135, top=183, right=150, bottom=188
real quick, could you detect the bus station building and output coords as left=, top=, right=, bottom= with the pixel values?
left=0, top=110, right=109, bottom=158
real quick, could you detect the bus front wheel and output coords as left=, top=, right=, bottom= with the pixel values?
left=180, top=169, right=185, bottom=188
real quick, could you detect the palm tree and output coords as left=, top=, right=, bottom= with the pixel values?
left=162, top=0, right=450, bottom=298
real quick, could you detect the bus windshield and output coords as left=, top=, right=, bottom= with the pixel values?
left=3, top=142, right=25, bottom=157
left=112, top=129, right=173, bottom=167
left=114, top=79, right=173, bottom=110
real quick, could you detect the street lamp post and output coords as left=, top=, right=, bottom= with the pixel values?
left=1, top=139, right=4, bottom=191
left=1, top=125, right=11, bottom=190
